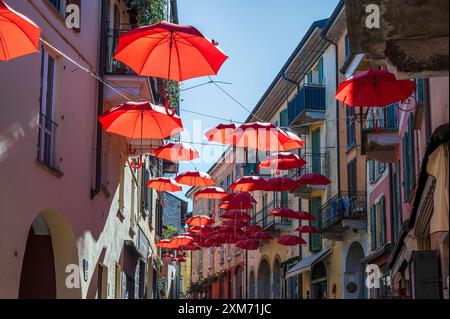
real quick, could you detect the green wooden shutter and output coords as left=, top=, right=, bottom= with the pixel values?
left=311, top=128, right=321, bottom=174
left=370, top=204, right=377, bottom=251
left=402, top=135, right=409, bottom=201
left=318, top=58, right=324, bottom=85
left=279, top=109, right=288, bottom=128
left=380, top=196, right=386, bottom=245
left=408, top=115, right=416, bottom=189
left=309, top=197, right=322, bottom=252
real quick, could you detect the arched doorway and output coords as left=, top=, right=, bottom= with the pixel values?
left=344, top=241, right=366, bottom=299
left=311, top=262, right=327, bottom=299
left=233, top=266, right=242, bottom=299
left=248, top=271, right=255, bottom=299
left=19, top=211, right=81, bottom=299
left=272, top=259, right=281, bottom=299
left=257, top=259, right=270, bottom=299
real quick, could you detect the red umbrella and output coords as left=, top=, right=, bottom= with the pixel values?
left=246, top=225, right=265, bottom=233
left=259, top=152, right=307, bottom=171
left=0, top=1, right=41, bottom=61
left=170, top=235, right=194, bottom=248
left=281, top=131, right=305, bottom=151
left=277, top=235, right=307, bottom=246
left=296, top=173, right=331, bottom=186
left=156, top=239, right=173, bottom=248
left=269, top=208, right=300, bottom=219
left=176, top=253, right=186, bottom=258
left=295, top=211, right=316, bottom=221
left=154, top=142, right=199, bottom=162
left=188, top=225, right=214, bottom=234
left=204, top=123, right=237, bottom=145
left=114, top=21, right=228, bottom=82
left=179, top=244, right=200, bottom=251
left=248, top=231, right=273, bottom=240
left=186, top=215, right=213, bottom=227
left=222, top=220, right=248, bottom=228
left=176, top=257, right=187, bottom=263
left=221, top=192, right=257, bottom=203
left=147, top=177, right=182, bottom=192
left=335, top=68, right=416, bottom=107
left=220, top=211, right=252, bottom=221
left=176, top=171, right=215, bottom=187
left=219, top=201, right=254, bottom=210
left=265, top=177, right=300, bottom=192
left=236, top=239, right=260, bottom=250
left=194, top=187, right=227, bottom=199
left=232, top=122, right=291, bottom=151
left=230, top=176, right=270, bottom=192
left=162, top=253, right=173, bottom=258
left=295, top=225, right=319, bottom=233
left=99, top=101, right=183, bottom=140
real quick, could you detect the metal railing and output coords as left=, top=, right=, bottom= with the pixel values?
left=253, top=200, right=292, bottom=230
left=288, top=84, right=326, bottom=125
left=288, top=152, right=329, bottom=180
left=105, top=28, right=136, bottom=75
left=320, top=191, right=367, bottom=231
left=364, top=104, right=399, bottom=131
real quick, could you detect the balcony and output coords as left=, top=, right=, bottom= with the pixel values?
left=253, top=200, right=292, bottom=235
left=362, top=106, right=399, bottom=163
left=319, top=191, right=367, bottom=241
left=288, top=152, right=329, bottom=199
left=288, top=85, right=326, bottom=128
left=103, top=29, right=155, bottom=107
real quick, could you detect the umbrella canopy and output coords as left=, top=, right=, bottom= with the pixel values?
left=296, top=173, right=331, bottom=186
left=295, top=211, right=316, bottom=221
left=246, top=225, right=265, bottom=233
left=204, top=123, right=237, bottom=145
left=147, top=177, right=182, bottom=192
left=114, top=21, right=228, bottom=81
left=248, top=231, right=273, bottom=240
left=236, top=239, right=260, bottom=250
left=295, top=225, right=319, bottom=233
left=0, top=1, right=41, bottom=61
left=221, top=192, right=257, bottom=203
left=277, top=235, right=307, bottom=246
left=219, top=201, right=254, bottom=210
left=335, top=68, right=416, bottom=107
left=281, top=131, right=305, bottom=151
left=179, top=244, right=200, bottom=251
left=265, top=177, right=300, bottom=192
left=269, top=208, right=300, bottom=219
left=222, top=220, right=248, bottom=228
left=175, top=171, right=215, bottom=187
left=156, top=239, right=173, bottom=248
left=186, top=215, right=213, bottom=227
left=162, top=253, right=173, bottom=258
left=170, top=235, right=194, bottom=248
left=259, top=152, right=307, bottom=171
left=232, top=122, right=291, bottom=151
left=99, top=101, right=183, bottom=139
left=220, top=210, right=252, bottom=221
left=194, top=187, right=227, bottom=199
left=154, top=142, right=199, bottom=162
left=230, top=176, right=270, bottom=192
left=188, top=225, right=214, bottom=234
left=176, top=257, right=187, bottom=263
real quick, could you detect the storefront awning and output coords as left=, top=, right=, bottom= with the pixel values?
left=286, top=248, right=332, bottom=279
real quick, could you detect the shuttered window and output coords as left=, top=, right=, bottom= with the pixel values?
left=279, top=109, right=289, bottom=128
left=318, top=57, right=324, bottom=85
left=380, top=196, right=386, bottom=245
left=402, top=114, right=416, bottom=201
left=309, top=197, right=322, bottom=253
left=370, top=204, right=377, bottom=251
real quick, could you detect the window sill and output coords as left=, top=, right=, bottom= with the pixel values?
left=36, top=159, right=64, bottom=178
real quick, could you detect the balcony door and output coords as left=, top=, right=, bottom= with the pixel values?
left=311, top=128, right=321, bottom=174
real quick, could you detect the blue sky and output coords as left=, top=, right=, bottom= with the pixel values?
left=175, top=0, right=339, bottom=207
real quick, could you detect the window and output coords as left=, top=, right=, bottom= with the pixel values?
left=370, top=196, right=386, bottom=251
left=318, top=57, right=324, bottom=85
left=198, top=250, right=203, bottom=273
left=235, top=165, right=241, bottom=179
left=38, top=49, right=58, bottom=169
left=369, top=160, right=386, bottom=184
left=279, top=109, right=289, bottom=128
left=209, top=247, right=214, bottom=269
left=346, top=107, right=356, bottom=148
left=344, top=35, right=351, bottom=60
left=309, top=197, right=322, bottom=252
left=392, top=160, right=403, bottom=242
left=402, top=114, right=416, bottom=201
left=141, top=163, right=153, bottom=217
left=311, top=128, right=321, bottom=174
left=347, top=158, right=357, bottom=194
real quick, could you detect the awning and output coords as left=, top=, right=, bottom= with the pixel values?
left=286, top=248, right=332, bottom=279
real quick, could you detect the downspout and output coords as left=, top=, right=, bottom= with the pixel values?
left=91, top=0, right=108, bottom=199
left=321, top=33, right=341, bottom=196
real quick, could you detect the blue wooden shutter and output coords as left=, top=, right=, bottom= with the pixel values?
left=370, top=204, right=377, bottom=251
left=380, top=196, right=386, bottom=245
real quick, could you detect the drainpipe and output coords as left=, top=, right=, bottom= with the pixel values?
left=320, top=34, right=341, bottom=196
left=91, top=0, right=108, bottom=199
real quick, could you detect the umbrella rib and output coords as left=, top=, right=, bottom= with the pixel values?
left=173, top=34, right=183, bottom=83
left=3, top=13, right=40, bottom=52
left=177, top=33, right=217, bottom=74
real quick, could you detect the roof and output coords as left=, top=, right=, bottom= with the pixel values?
left=320, top=0, right=345, bottom=37
left=286, top=248, right=332, bottom=278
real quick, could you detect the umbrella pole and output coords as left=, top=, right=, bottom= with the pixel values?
left=165, top=31, right=176, bottom=116
left=130, top=111, right=144, bottom=169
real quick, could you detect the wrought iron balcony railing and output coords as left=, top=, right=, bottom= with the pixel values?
left=320, top=191, right=367, bottom=232
left=288, top=152, right=329, bottom=180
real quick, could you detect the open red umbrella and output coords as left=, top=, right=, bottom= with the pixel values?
left=295, top=211, right=316, bottom=221
left=219, top=201, right=254, bottom=210
left=186, top=215, right=213, bottom=227
left=269, top=208, right=300, bottom=219
left=170, top=235, right=194, bottom=248
left=154, top=142, right=199, bottom=162
left=230, top=176, right=270, bottom=192
left=156, top=239, right=173, bottom=248
left=147, top=177, right=182, bottom=192
left=296, top=173, right=331, bottom=186
left=194, top=187, right=227, bottom=199
left=281, top=131, right=305, bottom=151
left=335, top=68, right=416, bottom=107
left=220, top=211, right=252, bottom=221
left=0, top=1, right=41, bottom=61
left=295, top=225, right=319, bottom=233
left=259, top=152, right=307, bottom=171
left=162, top=253, right=174, bottom=258
left=248, top=231, right=273, bottom=240
left=204, top=123, right=237, bottom=145
left=179, top=244, right=200, bottom=251
left=221, top=192, right=257, bottom=203
left=265, top=177, right=299, bottom=192
left=114, top=21, right=228, bottom=82
left=222, top=220, right=248, bottom=228
left=236, top=239, right=260, bottom=250
left=232, top=122, right=291, bottom=151
left=176, top=257, right=187, bottom=263
left=176, top=171, right=215, bottom=187
left=277, top=235, right=307, bottom=246
left=246, top=225, right=265, bottom=233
